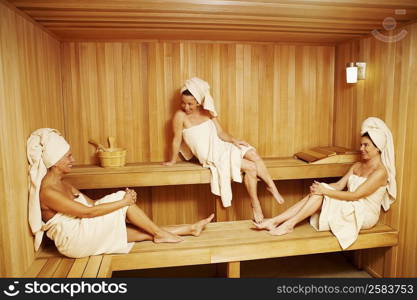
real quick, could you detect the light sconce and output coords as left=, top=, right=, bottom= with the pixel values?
left=346, top=62, right=366, bottom=83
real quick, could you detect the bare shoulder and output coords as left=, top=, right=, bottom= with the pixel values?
left=373, top=165, right=388, bottom=181
left=40, top=185, right=70, bottom=204
left=366, top=166, right=388, bottom=188
left=173, top=110, right=186, bottom=120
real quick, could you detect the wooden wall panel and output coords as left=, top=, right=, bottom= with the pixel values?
left=62, top=41, right=335, bottom=164
left=61, top=40, right=335, bottom=224
left=0, top=1, right=63, bottom=276
left=334, top=22, right=417, bottom=277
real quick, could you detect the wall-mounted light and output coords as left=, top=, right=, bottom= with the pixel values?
left=356, top=62, right=366, bottom=80
left=346, top=62, right=366, bottom=83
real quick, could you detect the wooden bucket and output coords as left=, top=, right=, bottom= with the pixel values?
left=97, top=148, right=127, bottom=167
left=89, top=136, right=127, bottom=167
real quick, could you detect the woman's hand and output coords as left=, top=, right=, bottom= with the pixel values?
left=162, top=160, right=176, bottom=166
left=123, top=188, right=137, bottom=205
left=232, top=139, right=250, bottom=148
left=310, top=181, right=326, bottom=195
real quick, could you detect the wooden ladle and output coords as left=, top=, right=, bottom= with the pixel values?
left=108, top=136, right=116, bottom=151
left=88, top=139, right=107, bottom=152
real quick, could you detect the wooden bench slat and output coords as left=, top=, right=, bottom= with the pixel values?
left=110, top=222, right=397, bottom=271
left=52, top=258, right=75, bottom=278
left=127, top=222, right=394, bottom=253
left=64, top=158, right=354, bottom=189
left=67, top=257, right=89, bottom=278
left=37, top=258, right=62, bottom=278
left=82, top=256, right=104, bottom=278
left=23, top=258, right=48, bottom=278
left=111, top=248, right=211, bottom=271
left=97, top=256, right=113, bottom=278
left=29, top=220, right=397, bottom=277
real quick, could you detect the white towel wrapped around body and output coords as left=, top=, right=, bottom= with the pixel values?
left=182, top=119, right=253, bottom=207
left=42, top=191, right=133, bottom=258
left=360, top=117, right=396, bottom=211
left=310, top=174, right=387, bottom=249
left=27, top=128, right=70, bottom=250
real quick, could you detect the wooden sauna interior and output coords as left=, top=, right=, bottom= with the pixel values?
left=0, top=0, right=416, bottom=277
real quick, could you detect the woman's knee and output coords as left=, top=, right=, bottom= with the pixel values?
left=244, top=149, right=261, bottom=162
left=309, top=194, right=324, bottom=205
left=242, top=161, right=257, bottom=176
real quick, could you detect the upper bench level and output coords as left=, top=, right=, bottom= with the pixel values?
left=64, top=157, right=353, bottom=189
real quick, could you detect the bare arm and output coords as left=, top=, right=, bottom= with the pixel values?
left=163, top=111, right=185, bottom=165
left=42, top=188, right=136, bottom=218
left=327, top=163, right=358, bottom=191
left=211, top=118, right=249, bottom=146
left=67, top=183, right=95, bottom=205
left=311, top=168, right=387, bottom=201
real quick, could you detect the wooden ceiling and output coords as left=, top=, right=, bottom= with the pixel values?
left=8, top=0, right=417, bottom=43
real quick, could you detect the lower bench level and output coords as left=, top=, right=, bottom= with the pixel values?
left=25, top=220, right=398, bottom=278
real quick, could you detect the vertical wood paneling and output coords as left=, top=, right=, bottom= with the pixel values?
left=61, top=40, right=335, bottom=225
left=0, top=1, right=63, bottom=276
left=334, top=22, right=417, bottom=277
left=62, top=41, right=335, bottom=164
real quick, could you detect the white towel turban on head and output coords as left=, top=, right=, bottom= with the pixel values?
left=181, top=77, right=218, bottom=117
left=360, top=117, right=396, bottom=211
left=27, top=128, right=70, bottom=250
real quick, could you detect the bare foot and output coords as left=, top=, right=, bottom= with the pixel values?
left=252, top=207, right=264, bottom=224
left=267, top=185, right=285, bottom=204
left=268, top=221, right=294, bottom=236
left=191, top=213, right=215, bottom=236
left=154, top=230, right=183, bottom=243
left=252, top=218, right=277, bottom=231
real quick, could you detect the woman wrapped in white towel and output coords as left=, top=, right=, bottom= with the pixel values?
left=163, top=77, right=284, bottom=223
left=27, top=128, right=214, bottom=258
left=254, top=117, right=396, bottom=249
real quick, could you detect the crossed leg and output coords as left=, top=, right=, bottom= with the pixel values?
left=241, top=158, right=264, bottom=223
left=244, top=150, right=284, bottom=204
left=125, top=204, right=215, bottom=243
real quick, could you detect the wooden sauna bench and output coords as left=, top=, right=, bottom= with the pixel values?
left=24, top=157, right=396, bottom=278
left=64, top=157, right=354, bottom=189
left=26, top=220, right=398, bottom=278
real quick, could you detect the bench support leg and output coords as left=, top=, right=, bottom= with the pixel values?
left=227, top=261, right=240, bottom=278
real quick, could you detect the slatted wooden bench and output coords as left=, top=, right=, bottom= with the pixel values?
left=25, top=220, right=398, bottom=278
left=64, top=157, right=354, bottom=189
left=25, top=157, right=397, bottom=277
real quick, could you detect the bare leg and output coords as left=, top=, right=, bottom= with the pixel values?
left=126, top=209, right=215, bottom=243
left=241, top=159, right=264, bottom=223
left=161, top=213, right=215, bottom=237
left=244, top=150, right=284, bottom=204
left=126, top=204, right=183, bottom=243
left=127, top=225, right=153, bottom=242
left=269, top=194, right=324, bottom=236
left=253, top=194, right=311, bottom=231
